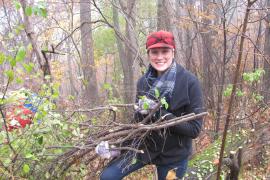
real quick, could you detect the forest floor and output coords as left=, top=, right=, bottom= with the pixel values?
left=122, top=145, right=270, bottom=180
left=123, top=126, right=270, bottom=180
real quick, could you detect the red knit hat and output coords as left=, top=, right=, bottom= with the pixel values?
left=146, top=30, right=175, bottom=50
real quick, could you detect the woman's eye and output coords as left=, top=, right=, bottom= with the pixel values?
left=162, top=50, right=169, bottom=54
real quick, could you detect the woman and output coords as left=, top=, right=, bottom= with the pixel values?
left=97, top=30, right=204, bottom=179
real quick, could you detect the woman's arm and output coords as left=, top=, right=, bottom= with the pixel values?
left=168, top=77, right=204, bottom=138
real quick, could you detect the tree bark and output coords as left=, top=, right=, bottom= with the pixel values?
left=216, top=1, right=257, bottom=178
left=67, top=39, right=77, bottom=97
left=263, top=0, right=270, bottom=104
left=112, top=0, right=131, bottom=104
left=201, top=0, right=215, bottom=110
left=19, top=0, right=51, bottom=80
left=181, top=0, right=195, bottom=69
left=157, top=0, right=169, bottom=30
left=115, top=0, right=138, bottom=104
left=67, top=2, right=78, bottom=97
left=80, top=0, right=99, bottom=106
left=215, top=3, right=227, bottom=137
left=157, top=0, right=182, bottom=64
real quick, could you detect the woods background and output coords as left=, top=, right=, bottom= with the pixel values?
left=0, top=0, right=269, bottom=179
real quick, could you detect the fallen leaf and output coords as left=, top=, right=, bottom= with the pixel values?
left=166, top=168, right=177, bottom=180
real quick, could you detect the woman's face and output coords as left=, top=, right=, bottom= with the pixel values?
left=148, top=47, right=174, bottom=76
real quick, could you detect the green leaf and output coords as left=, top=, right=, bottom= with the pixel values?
left=143, top=101, right=149, bottom=110
left=91, top=117, right=97, bottom=125
left=32, top=3, right=47, bottom=18
left=16, top=77, right=23, bottom=84
left=25, top=153, right=38, bottom=161
left=39, top=8, right=47, bottom=18
left=16, top=46, right=26, bottom=62
left=0, top=52, right=5, bottom=65
left=154, top=88, right=160, bottom=98
left=131, top=158, right=137, bottom=165
left=242, top=69, right=265, bottom=84
left=23, top=63, right=33, bottom=73
left=45, top=172, right=50, bottom=179
left=23, top=164, right=30, bottom=173
left=0, top=99, right=3, bottom=105
left=253, top=93, right=264, bottom=102
left=10, top=58, right=16, bottom=67
left=14, top=1, right=21, bottom=10
left=27, top=44, right=33, bottom=51
left=68, top=95, right=75, bottom=100
left=4, top=158, right=11, bottom=166
left=4, top=70, right=14, bottom=81
left=223, top=84, right=233, bottom=97
left=25, top=6, right=32, bottom=16
left=29, top=62, right=34, bottom=68
left=8, top=32, right=14, bottom=39
left=15, top=24, right=24, bottom=35
left=32, top=7, right=39, bottom=15
left=236, top=89, right=244, bottom=97
left=25, top=153, right=34, bottom=159
left=44, top=75, right=51, bottom=80
left=37, top=136, right=43, bottom=145
left=103, top=83, right=112, bottom=90
left=161, top=97, right=169, bottom=109
left=140, top=96, right=146, bottom=100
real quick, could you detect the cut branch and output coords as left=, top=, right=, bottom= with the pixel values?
left=48, top=112, right=208, bottom=177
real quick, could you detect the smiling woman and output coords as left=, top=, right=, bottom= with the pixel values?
left=146, top=31, right=175, bottom=76
left=148, top=48, right=174, bottom=76
left=98, top=30, right=204, bottom=180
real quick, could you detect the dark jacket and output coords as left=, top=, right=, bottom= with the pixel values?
left=135, top=63, right=204, bottom=165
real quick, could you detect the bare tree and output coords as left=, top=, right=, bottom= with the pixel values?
left=113, top=0, right=134, bottom=103
left=114, top=0, right=139, bottom=104
left=216, top=0, right=258, bottom=179
left=20, top=0, right=52, bottom=79
left=180, top=0, right=196, bottom=70
left=66, top=2, right=78, bottom=97
left=157, top=0, right=169, bottom=30
left=125, top=0, right=139, bottom=104
left=200, top=0, right=215, bottom=111
left=80, top=0, right=99, bottom=106
left=263, top=0, right=270, bottom=104
left=156, top=0, right=182, bottom=64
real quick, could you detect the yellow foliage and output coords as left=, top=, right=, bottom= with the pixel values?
left=50, top=60, right=63, bottom=82
left=197, top=12, right=216, bottom=20
left=95, top=55, right=113, bottom=68
left=178, top=17, right=194, bottom=30
left=166, top=168, right=177, bottom=180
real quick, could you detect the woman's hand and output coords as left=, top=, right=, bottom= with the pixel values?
left=135, top=97, right=157, bottom=115
left=95, top=141, right=120, bottom=159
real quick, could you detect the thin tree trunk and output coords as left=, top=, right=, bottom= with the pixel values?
left=216, top=1, right=257, bottom=178
left=19, top=0, right=51, bottom=79
left=112, top=0, right=130, bottom=104
left=157, top=0, right=182, bottom=64
left=122, top=0, right=138, bottom=104
left=157, top=0, right=169, bottom=30
left=254, top=21, right=262, bottom=70
left=67, top=39, right=77, bottom=97
left=67, top=2, right=77, bottom=97
left=181, top=0, right=196, bottom=69
left=80, top=0, right=99, bottom=106
left=263, top=0, right=270, bottom=104
left=215, top=3, right=227, bottom=137
left=201, top=0, right=215, bottom=111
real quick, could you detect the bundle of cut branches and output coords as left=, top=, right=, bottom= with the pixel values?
left=47, top=104, right=207, bottom=177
